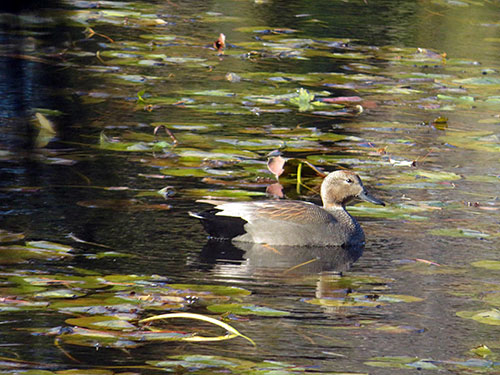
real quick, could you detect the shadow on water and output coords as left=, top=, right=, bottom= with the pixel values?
left=199, top=240, right=363, bottom=275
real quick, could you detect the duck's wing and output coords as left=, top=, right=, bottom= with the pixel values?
left=214, top=200, right=336, bottom=225
left=218, top=200, right=353, bottom=246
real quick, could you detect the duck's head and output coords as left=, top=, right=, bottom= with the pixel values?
left=320, top=170, right=385, bottom=209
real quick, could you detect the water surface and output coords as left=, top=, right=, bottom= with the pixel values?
left=1, top=0, right=500, bottom=374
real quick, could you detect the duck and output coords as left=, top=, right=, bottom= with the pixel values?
left=190, top=170, right=385, bottom=247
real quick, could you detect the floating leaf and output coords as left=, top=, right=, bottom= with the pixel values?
left=0, top=242, right=73, bottom=264
left=148, top=355, right=312, bottom=374
left=167, top=284, right=251, bottom=297
left=0, top=229, right=25, bottom=243
left=87, top=251, right=135, bottom=259
left=34, top=289, right=86, bottom=299
left=364, top=356, right=420, bottom=369
left=185, top=188, right=266, bottom=199
left=457, top=309, right=500, bottom=325
left=139, top=312, right=255, bottom=346
left=430, top=228, right=492, bottom=238
left=365, top=356, right=439, bottom=370
left=349, top=205, right=428, bottom=221
left=34, top=112, right=56, bottom=134
left=66, top=316, right=137, bottom=331
left=206, top=303, right=290, bottom=317
left=471, top=260, right=500, bottom=270
left=304, top=293, right=422, bottom=308
left=304, top=296, right=384, bottom=308
left=470, top=345, right=493, bottom=358
left=26, top=240, right=72, bottom=252
left=439, top=131, right=500, bottom=153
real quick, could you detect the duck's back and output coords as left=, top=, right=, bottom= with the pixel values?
left=215, top=200, right=364, bottom=247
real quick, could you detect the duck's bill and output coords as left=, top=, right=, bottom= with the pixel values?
left=359, top=190, right=385, bottom=206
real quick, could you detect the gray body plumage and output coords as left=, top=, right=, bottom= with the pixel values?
left=191, top=170, right=384, bottom=248
left=213, top=200, right=364, bottom=247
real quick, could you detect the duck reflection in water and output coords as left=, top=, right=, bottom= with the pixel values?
left=190, top=170, right=384, bottom=274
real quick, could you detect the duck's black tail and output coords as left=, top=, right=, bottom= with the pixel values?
left=189, top=209, right=247, bottom=240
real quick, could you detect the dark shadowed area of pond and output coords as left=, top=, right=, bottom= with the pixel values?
left=1, top=0, right=500, bottom=374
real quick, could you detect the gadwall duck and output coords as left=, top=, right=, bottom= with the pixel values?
left=190, top=170, right=384, bottom=247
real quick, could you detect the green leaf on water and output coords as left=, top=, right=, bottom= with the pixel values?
left=168, top=284, right=251, bottom=297
left=185, top=188, right=266, bottom=199
left=206, top=303, right=290, bottom=317
left=136, top=89, right=146, bottom=104
left=99, top=132, right=172, bottom=152
left=148, top=355, right=313, bottom=374
left=0, top=229, right=25, bottom=243
left=34, top=288, right=86, bottom=299
left=160, top=167, right=211, bottom=178
left=56, top=370, right=115, bottom=375
left=289, top=87, right=326, bottom=112
left=149, top=355, right=248, bottom=370
left=470, top=345, right=493, bottom=358
left=66, top=316, right=137, bottom=331
left=439, top=131, right=500, bottom=153
left=348, top=204, right=428, bottom=221
left=376, top=294, right=424, bottom=303
left=305, top=293, right=422, bottom=308
left=404, top=170, right=461, bottom=182
left=453, top=76, right=500, bottom=87
left=430, top=228, right=492, bottom=238
left=365, top=356, right=439, bottom=370
left=482, top=293, right=500, bottom=308
left=304, top=297, right=385, bottom=308
left=364, top=356, right=420, bottom=369
left=34, top=112, right=56, bottom=134
left=91, top=251, right=134, bottom=259
left=26, top=240, right=73, bottom=252
left=471, top=260, right=500, bottom=270
left=188, top=89, right=236, bottom=97
left=0, top=241, right=73, bottom=264
left=457, top=309, right=500, bottom=325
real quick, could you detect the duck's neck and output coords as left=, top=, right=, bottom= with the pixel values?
left=323, top=202, right=346, bottom=211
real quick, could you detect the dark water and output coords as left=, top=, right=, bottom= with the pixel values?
left=1, top=0, right=500, bottom=374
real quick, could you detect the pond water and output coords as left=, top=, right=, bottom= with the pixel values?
left=1, top=0, right=500, bottom=374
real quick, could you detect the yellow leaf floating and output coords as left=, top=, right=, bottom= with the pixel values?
left=139, top=312, right=256, bottom=347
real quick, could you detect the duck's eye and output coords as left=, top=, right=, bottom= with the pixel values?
left=345, top=178, right=353, bottom=184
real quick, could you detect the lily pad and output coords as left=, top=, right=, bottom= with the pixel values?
left=304, top=293, right=422, bottom=308
left=348, top=204, right=428, bottom=221
left=206, top=303, right=290, bottom=316
left=457, top=309, right=500, bottom=325
left=430, top=228, right=492, bottom=238
left=439, top=131, right=500, bottom=153
left=167, top=284, right=251, bottom=297
left=65, top=316, right=137, bottom=331
left=34, top=289, right=86, bottom=299
left=148, top=355, right=312, bottom=374
left=366, top=356, right=439, bottom=370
